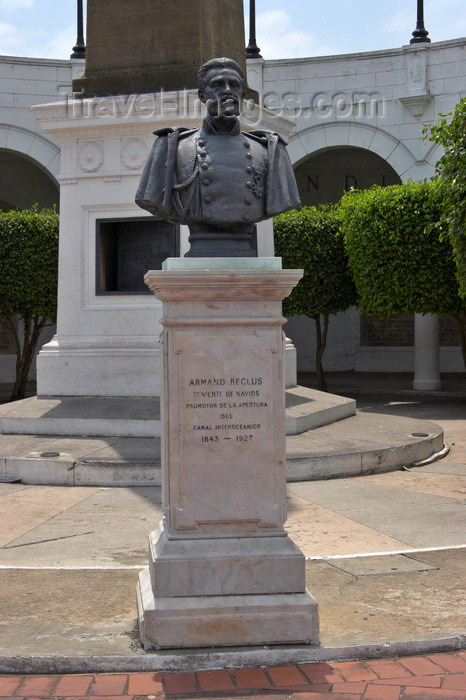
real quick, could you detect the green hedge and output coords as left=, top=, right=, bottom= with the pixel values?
left=0, top=207, right=59, bottom=321
left=274, top=205, right=357, bottom=390
left=423, top=97, right=466, bottom=299
left=274, top=205, right=357, bottom=318
left=0, top=207, right=59, bottom=400
left=339, top=181, right=465, bottom=318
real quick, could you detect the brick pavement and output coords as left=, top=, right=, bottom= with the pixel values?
left=1, top=652, right=465, bottom=699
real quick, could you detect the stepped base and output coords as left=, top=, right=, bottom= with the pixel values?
left=137, top=568, right=319, bottom=650
left=0, top=386, right=355, bottom=438
left=147, top=525, right=306, bottom=597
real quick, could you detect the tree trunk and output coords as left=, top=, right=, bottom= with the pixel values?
left=9, top=315, right=46, bottom=402
left=310, top=313, right=330, bottom=392
left=457, top=315, right=466, bottom=371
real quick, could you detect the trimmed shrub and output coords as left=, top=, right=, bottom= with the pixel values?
left=340, top=181, right=465, bottom=367
left=274, top=205, right=357, bottom=391
left=423, top=97, right=466, bottom=299
left=0, top=207, right=59, bottom=400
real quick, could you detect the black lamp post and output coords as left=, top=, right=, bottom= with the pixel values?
left=71, top=0, right=86, bottom=58
left=246, top=0, right=262, bottom=59
left=410, top=0, right=431, bottom=44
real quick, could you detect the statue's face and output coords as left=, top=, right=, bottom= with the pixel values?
left=199, top=67, right=244, bottom=118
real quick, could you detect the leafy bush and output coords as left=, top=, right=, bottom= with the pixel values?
left=423, top=97, right=466, bottom=299
left=340, top=181, right=465, bottom=366
left=274, top=205, right=357, bottom=390
left=0, top=207, right=59, bottom=400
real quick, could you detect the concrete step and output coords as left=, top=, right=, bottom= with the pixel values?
left=0, top=412, right=445, bottom=486
left=0, top=396, right=161, bottom=438
left=286, top=386, right=355, bottom=434
left=0, top=387, right=356, bottom=439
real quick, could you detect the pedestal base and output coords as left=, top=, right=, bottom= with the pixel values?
left=140, top=265, right=319, bottom=649
left=148, top=524, right=306, bottom=597
left=137, top=568, right=319, bottom=650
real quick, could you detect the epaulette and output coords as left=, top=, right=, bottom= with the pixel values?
left=153, top=126, right=194, bottom=137
left=246, top=129, right=287, bottom=145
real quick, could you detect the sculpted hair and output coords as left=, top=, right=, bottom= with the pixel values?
left=197, top=57, right=245, bottom=90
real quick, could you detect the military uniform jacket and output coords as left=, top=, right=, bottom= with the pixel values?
left=135, top=119, right=301, bottom=227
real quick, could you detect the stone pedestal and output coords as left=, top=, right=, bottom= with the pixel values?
left=138, top=259, right=319, bottom=649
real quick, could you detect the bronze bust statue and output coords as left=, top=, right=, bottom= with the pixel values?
left=136, top=57, right=300, bottom=257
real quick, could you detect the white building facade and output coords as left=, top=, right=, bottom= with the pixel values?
left=0, top=56, right=84, bottom=383
left=0, top=38, right=465, bottom=387
left=248, top=39, right=466, bottom=374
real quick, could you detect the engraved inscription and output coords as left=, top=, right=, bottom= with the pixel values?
left=169, top=329, right=284, bottom=535
left=185, top=376, right=267, bottom=443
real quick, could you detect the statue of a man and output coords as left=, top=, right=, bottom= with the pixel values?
left=136, top=57, right=300, bottom=257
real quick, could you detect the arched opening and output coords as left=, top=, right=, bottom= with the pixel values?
left=294, top=146, right=401, bottom=207
left=284, top=146, right=405, bottom=374
left=0, top=149, right=59, bottom=388
left=0, top=150, right=59, bottom=212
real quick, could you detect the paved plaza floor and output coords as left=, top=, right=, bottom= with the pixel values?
left=0, top=378, right=465, bottom=697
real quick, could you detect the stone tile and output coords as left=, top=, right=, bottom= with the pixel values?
left=402, top=689, right=466, bottom=699
left=365, top=472, right=466, bottom=501
left=53, top=676, right=94, bottom=696
left=363, top=685, right=402, bottom=699
left=285, top=493, right=408, bottom=558
left=162, top=673, right=197, bottom=696
left=196, top=670, right=235, bottom=692
left=15, top=677, right=58, bottom=697
left=373, top=675, right=442, bottom=688
left=330, top=661, right=378, bottom=682
left=299, top=662, right=343, bottom=685
left=289, top=479, right=466, bottom=549
left=126, top=673, right=163, bottom=695
left=0, top=676, right=23, bottom=695
left=442, top=674, right=466, bottom=691
left=427, top=654, right=466, bottom=674
left=331, top=680, right=368, bottom=693
left=266, top=665, right=309, bottom=687
left=397, top=657, right=446, bottom=676
left=364, top=659, right=414, bottom=679
left=231, top=668, right=272, bottom=690
left=89, top=675, right=127, bottom=696
left=0, top=485, right=100, bottom=547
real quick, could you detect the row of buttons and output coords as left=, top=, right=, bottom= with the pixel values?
left=197, top=138, right=257, bottom=219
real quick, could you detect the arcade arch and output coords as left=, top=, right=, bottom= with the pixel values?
left=294, top=147, right=401, bottom=207
left=287, top=122, right=426, bottom=183
left=0, top=125, right=60, bottom=211
left=0, top=149, right=59, bottom=211
left=283, top=122, right=460, bottom=381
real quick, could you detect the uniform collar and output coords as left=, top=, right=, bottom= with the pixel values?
left=201, top=116, right=241, bottom=136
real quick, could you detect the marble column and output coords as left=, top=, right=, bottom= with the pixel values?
left=137, top=258, right=319, bottom=649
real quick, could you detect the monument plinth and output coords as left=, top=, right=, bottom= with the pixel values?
left=74, top=0, right=248, bottom=97
left=35, top=9, right=280, bottom=401
left=137, top=261, right=319, bottom=649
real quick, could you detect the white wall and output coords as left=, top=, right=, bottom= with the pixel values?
left=1, top=40, right=465, bottom=385
left=248, top=38, right=466, bottom=373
